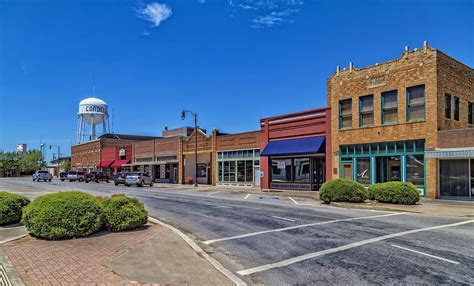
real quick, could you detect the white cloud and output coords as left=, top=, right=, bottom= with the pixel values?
left=137, top=2, right=172, bottom=27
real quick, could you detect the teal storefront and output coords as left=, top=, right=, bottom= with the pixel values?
left=339, top=139, right=426, bottom=196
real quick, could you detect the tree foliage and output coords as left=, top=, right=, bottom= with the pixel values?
left=20, top=150, right=45, bottom=173
left=0, top=152, right=21, bottom=173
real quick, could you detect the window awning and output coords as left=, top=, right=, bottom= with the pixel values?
left=426, top=148, right=474, bottom=159
left=261, top=136, right=326, bottom=157
left=96, top=160, right=114, bottom=168
left=111, top=159, right=130, bottom=168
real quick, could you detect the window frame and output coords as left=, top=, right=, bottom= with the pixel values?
left=445, top=93, right=451, bottom=119
left=339, top=99, right=353, bottom=129
left=406, top=85, right=426, bottom=122
left=469, top=102, right=473, bottom=125
left=381, top=90, right=398, bottom=125
left=454, top=96, right=460, bottom=121
left=359, top=95, right=374, bottom=127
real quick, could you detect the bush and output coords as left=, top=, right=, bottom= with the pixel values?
left=21, top=191, right=103, bottom=240
left=368, top=182, right=420, bottom=205
left=101, top=195, right=148, bottom=232
left=319, top=179, right=369, bottom=203
left=0, top=192, right=30, bottom=225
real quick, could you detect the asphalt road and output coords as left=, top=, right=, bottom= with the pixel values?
left=1, top=178, right=473, bottom=285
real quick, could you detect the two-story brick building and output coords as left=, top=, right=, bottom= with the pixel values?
left=328, top=43, right=473, bottom=199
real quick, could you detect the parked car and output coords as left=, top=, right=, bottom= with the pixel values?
left=32, top=170, right=53, bottom=182
left=59, top=172, right=67, bottom=181
left=125, top=172, right=154, bottom=187
left=67, top=171, right=85, bottom=182
left=85, top=172, right=110, bottom=183
left=113, top=172, right=128, bottom=186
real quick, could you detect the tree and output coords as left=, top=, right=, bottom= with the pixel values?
left=60, top=159, right=71, bottom=172
left=19, top=150, right=45, bottom=174
left=0, top=152, right=21, bottom=173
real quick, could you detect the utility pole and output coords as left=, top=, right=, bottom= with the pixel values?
left=181, top=110, right=199, bottom=187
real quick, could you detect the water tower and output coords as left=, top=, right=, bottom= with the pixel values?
left=76, top=97, right=110, bottom=143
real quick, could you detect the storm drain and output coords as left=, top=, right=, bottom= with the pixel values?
left=0, top=264, right=12, bottom=286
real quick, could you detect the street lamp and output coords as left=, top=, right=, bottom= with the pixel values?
left=49, top=145, right=61, bottom=178
left=181, top=110, right=198, bottom=187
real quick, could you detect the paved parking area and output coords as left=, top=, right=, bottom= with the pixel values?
left=1, top=178, right=473, bottom=285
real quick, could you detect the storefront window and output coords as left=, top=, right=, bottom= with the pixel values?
left=229, top=161, right=235, bottom=181
left=440, top=160, right=469, bottom=197
left=356, top=158, right=370, bottom=184
left=271, top=159, right=292, bottom=182
left=197, top=163, right=207, bottom=178
left=237, top=161, right=245, bottom=182
left=294, top=158, right=310, bottom=183
left=407, top=155, right=424, bottom=186
left=218, top=161, right=223, bottom=181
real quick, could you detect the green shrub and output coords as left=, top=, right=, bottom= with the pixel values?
left=368, top=182, right=420, bottom=205
left=101, top=196, right=148, bottom=232
left=0, top=192, right=30, bottom=225
left=319, top=179, right=369, bottom=203
left=21, top=191, right=103, bottom=240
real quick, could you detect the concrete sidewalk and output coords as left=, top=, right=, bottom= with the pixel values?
left=153, top=183, right=474, bottom=218
left=0, top=223, right=233, bottom=285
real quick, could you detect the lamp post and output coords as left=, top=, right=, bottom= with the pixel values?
left=49, top=145, right=61, bottom=177
left=181, top=110, right=198, bottom=187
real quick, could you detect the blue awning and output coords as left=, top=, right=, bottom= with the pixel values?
left=261, top=136, right=326, bottom=157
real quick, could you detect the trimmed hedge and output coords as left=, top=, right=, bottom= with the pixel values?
left=368, top=182, right=420, bottom=205
left=319, top=179, right=369, bottom=203
left=21, top=191, right=103, bottom=240
left=101, top=195, right=148, bottom=232
left=0, top=192, right=30, bottom=225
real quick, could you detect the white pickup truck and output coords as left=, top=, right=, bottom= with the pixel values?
left=32, top=170, right=53, bottom=182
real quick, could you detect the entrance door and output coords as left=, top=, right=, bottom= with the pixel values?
left=254, top=167, right=260, bottom=187
left=341, top=162, right=353, bottom=180
left=312, top=158, right=325, bottom=190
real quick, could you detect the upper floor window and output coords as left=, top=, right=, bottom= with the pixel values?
left=406, top=85, right=425, bottom=122
left=445, top=94, right=451, bottom=119
left=359, top=95, right=374, bottom=127
left=454, top=96, right=460, bottom=121
left=339, top=99, right=352, bottom=129
left=469, top=102, right=473, bottom=124
left=382, top=90, right=398, bottom=124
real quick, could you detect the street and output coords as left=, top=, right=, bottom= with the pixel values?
left=1, top=177, right=473, bottom=285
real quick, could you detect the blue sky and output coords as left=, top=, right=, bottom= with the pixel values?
left=0, top=0, right=473, bottom=160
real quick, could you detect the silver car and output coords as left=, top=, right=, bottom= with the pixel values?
left=33, top=170, right=53, bottom=182
left=67, top=171, right=85, bottom=182
left=125, top=172, right=154, bottom=187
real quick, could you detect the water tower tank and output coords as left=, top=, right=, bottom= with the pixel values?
left=76, top=97, right=110, bottom=143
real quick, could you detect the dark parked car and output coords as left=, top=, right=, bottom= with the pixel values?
left=59, top=172, right=67, bottom=181
left=113, top=172, right=128, bottom=186
left=85, top=172, right=110, bottom=183
left=125, top=172, right=153, bottom=187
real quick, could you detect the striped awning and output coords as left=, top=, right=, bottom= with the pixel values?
left=426, top=148, right=474, bottom=159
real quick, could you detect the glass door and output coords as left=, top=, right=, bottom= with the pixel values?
left=312, top=158, right=325, bottom=190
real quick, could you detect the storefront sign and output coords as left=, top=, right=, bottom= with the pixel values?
left=277, top=160, right=286, bottom=169
left=160, top=165, right=166, bottom=179
left=119, top=148, right=126, bottom=157
left=367, top=75, right=387, bottom=88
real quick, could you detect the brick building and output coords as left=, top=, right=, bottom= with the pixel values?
left=328, top=43, right=473, bottom=199
left=215, top=131, right=261, bottom=187
left=180, top=129, right=216, bottom=185
left=260, top=108, right=332, bottom=191
left=71, top=134, right=157, bottom=173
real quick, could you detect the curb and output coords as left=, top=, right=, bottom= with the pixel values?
left=148, top=217, right=247, bottom=286
left=0, top=249, right=25, bottom=286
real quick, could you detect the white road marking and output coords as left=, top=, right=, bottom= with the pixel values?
left=270, top=216, right=295, bottom=222
left=237, top=219, right=474, bottom=276
left=203, top=212, right=405, bottom=245
left=391, top=244, right=460, bottom=264
left=215, top=205, right=232, bottom=209
left=288, top=197, right=299, bottom=205
left=207, top=191, right=221, bottom=196
left=244, top=194, right=250, bottom=200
